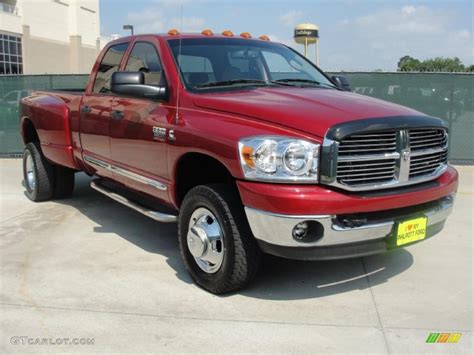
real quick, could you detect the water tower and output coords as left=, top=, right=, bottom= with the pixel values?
left=294, top=23, right=319, bottom=66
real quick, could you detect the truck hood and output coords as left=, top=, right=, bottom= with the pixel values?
left=193, top=87, right=424, bottom=138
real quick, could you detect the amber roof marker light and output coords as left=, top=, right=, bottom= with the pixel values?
left=201, top=29, right=214, bottom=36
left=240, top=32, right=252, bottom=38
left=222, top=30, right=234, bottom=37
left=259, top=35, right=270, bottom=41
left=168, top=28, right=180, bottom=36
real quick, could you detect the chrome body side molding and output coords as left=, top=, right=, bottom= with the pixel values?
left=84, top=155, right=167, bottom=191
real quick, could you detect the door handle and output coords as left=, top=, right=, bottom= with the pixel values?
left=111, top=110, right=124, bottom=120
left=81, top=105, right=91, bottom=114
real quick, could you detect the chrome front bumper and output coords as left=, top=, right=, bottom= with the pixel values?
left=245, top=195, right=454, bottom=251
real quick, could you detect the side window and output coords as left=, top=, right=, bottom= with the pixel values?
left=93, top=43, right=128, bottom=93
left=125, top=42, right=163, bottom=86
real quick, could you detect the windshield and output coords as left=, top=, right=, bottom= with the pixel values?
left=168, top=38, right=335, bottom=91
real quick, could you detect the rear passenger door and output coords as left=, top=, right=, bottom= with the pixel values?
left=80, top=42, right=128, bottom=173
left=109, top=41, right=173, bottom=200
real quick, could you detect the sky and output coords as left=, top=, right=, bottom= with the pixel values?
left=99, top=0, right=473, bottom=71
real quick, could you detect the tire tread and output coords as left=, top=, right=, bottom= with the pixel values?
left=23, top=142, right=54, bottom=201
left=178, top=184, right=260, bottom=294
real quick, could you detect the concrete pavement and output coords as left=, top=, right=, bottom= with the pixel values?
left=0, top=159, right=472, bottom=353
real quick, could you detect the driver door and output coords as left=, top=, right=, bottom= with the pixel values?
left=109, top=40, right=172, bottom=200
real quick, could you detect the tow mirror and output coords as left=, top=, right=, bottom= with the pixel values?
left=331, top=75, right=351, bottom=91
left=111, top=72, right=167, bottom=101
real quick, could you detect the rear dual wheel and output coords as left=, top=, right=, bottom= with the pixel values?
left=178, top=184, right=261, bottom=294
left=23, top=142, right=75, bottom=202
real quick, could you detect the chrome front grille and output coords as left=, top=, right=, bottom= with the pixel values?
left=410, top=150, right=448, bottom=178
left=337, top=158, right=397, bottom=185
left=409, top=128, right=448, bottom=151
left=338, top=131, right=397, bottom=156
left=323, top=127, right=448, bottom=191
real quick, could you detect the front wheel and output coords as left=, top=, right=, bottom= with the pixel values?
left=178, top=184, right=261, bottom=294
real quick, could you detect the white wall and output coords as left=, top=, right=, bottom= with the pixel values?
left=69, top=0, right=100, bottom=47
left=16, top=0, right=99, bottom=45
left=1, top=0, right=100, bottom=74
left=19, top=0, right=70, bottom=43
left=0, top=11, right=23, bottom=35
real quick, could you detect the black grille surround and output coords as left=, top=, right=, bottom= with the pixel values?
left=320, top=116, right=449, bottom=191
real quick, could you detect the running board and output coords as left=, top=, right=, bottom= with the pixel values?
left=90, top=181, right=178, bottom=223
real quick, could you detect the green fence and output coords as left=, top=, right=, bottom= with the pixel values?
left=337, top=72, right=473, bottom=164
left=0, top=75, right=88, bottom=155
left=0, top=73, right=472, bottom=163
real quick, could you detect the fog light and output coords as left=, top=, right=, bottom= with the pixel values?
left=292, top=222, right=309, bottom=240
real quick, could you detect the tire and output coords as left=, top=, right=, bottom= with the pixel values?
left=23, top=142, right=54, bottom=202
left=53, top=166, right=75, bottom=199
left=178, top=184, right=261, bottom=294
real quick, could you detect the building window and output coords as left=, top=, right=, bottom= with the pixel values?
left=0, top=34, right=23, bottom=75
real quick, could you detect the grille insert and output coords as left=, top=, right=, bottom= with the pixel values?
left=337, top=159, right=396, bottom=185
left=409, top=129, right=447, bottom=151
left=338, top=131, right=397, bottom=156
left=410, top=150, right=448, bottom=178
left=333, top=128, right=448, bottom=190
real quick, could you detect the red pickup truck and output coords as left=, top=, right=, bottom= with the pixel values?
left=20, top=32, right=458, bottom=293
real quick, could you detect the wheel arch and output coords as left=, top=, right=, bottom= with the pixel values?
left=173, top=152, right=237, bottom=207
left=21, top=116, right=39, bottom=145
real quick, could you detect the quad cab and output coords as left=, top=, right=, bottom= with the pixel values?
left=20, top=31, right=458, bottom=293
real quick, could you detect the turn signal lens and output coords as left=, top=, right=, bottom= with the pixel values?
left=222, top=30, right=234, bottom=37
left=168, top=28, right=179, bottom=36
left=201, top=29, right=214, bottom=36
left=241, top=146, right=255, bottom=168
left=259, top=35, right=270, bottom=41
left=240, top=32, right=252, bottom=38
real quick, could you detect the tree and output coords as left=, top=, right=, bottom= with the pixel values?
left=397, top=55, right=421, bottom=71
left=397, top=55, right=469, bottom=72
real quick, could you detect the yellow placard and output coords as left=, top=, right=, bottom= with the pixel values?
left=396, top=217, right=427, bottom=246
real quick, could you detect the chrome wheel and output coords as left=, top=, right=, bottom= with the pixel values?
left=187, top=207, right=225, bottom=274
left=25, top=151, right=36, bottom=191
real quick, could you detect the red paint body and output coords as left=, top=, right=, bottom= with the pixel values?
left=19, top=34, right=458, bottom=214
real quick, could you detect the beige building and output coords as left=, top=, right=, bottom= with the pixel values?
left=0, top=0, right=102, bottom=74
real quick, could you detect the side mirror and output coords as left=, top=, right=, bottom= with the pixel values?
left=111, top=72, right=167, bottom=100
left=331, top=75, right=351, bottom=91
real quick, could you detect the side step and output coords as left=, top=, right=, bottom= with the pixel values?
left=90, top=181, right=178, bottom=223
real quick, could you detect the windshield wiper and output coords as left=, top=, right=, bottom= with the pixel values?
left=195, top=79, right=270, bottom=89
left=274, top=78, right=340, bottom=89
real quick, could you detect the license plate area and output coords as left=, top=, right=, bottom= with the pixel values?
left=396, top=216, right=428, bottom=246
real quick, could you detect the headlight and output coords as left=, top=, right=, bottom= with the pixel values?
left=238, top=136, right=320, bottom=183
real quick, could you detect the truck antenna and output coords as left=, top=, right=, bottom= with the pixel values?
left=175, top=4, right=184, bottom=125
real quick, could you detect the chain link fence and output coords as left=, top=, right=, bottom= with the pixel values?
left=0, top=73, right=472, bottom=163
left=0, top=75, right=88, bottom=155
left=335, top=72, right=473, bottom=164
